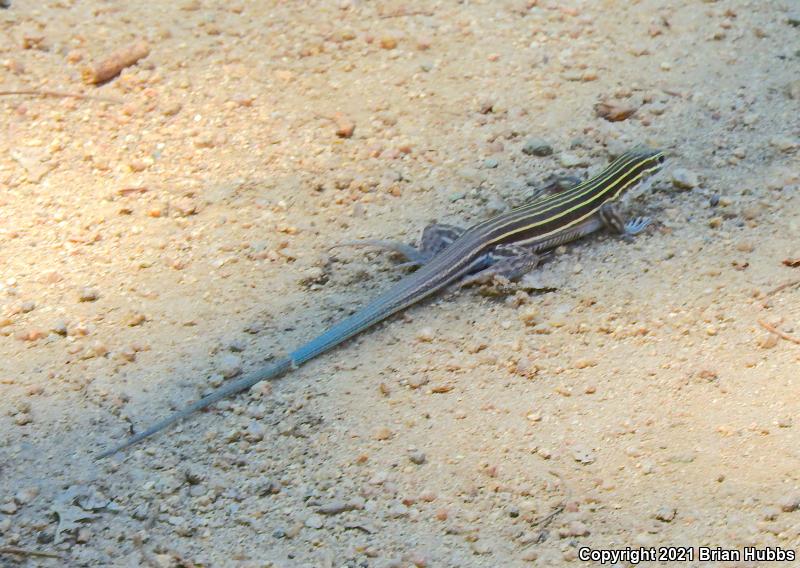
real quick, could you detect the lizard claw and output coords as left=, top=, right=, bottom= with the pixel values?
left=623, top=216, right=651, bottom=236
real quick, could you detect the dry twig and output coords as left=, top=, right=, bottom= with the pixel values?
left=760, top=278, right=800, bottom=309
left=0, top=89, right=121, bottom=103
left=758, top=319, right=800, bottom=345
left=0, top=546, right=62, bottom=559
left=531, top=502, right=565, bottom=528
left=767, top=279, right=800, bottom=297
left=379, top=9, right=433, bottom=18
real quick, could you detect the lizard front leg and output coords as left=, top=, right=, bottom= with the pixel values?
left=598, top=202, right=651, bottom=237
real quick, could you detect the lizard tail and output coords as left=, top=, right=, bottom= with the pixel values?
left=96, top=357, right=294, bottom=460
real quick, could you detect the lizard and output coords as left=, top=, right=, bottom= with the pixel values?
left=98, top=146, right=665, bottom=458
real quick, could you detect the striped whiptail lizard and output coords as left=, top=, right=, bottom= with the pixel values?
left=98, top=147, right=665, bottom=458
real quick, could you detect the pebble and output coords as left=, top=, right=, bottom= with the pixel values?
left=379, top=36, right=398, bottom=49
left=118, top=346, right=137, bottom=363
left=125, top=312, right=146, bottom=327
left=172, top=197, right=199, bottom=217
left=521, top=138, right=553, bottom=157
left=194, top=133, right=216, bottom=149
left=485, top=196, right=508, bottom=216
left=741, top=205, right=761, bottom=220
left=594, top=100, right=637, bottom=121
left=574, top=358, right=597, bottom=369
left=408, top=450, right=426, bottom=465
left=762, top=506, right=780, bottom=521
left=787, top=79, right=800, bottom=100
left=742, top=112, right=759, bottom=126
left=162, top=101, right=182, bottom=116
left=486, top=140, right=504, bottom=154
left=559, top=520, right=590, bottom=537
left=563, top=549, right=578, bottom=561
left=648, top=101, right=668, bottom=115
left=14, top=413, right=32, bottom=425
left=219, top=354, right=242, bottom=378
left=14, top=487, right=38, bottom=505
left=514, top=357, right=537, bottom=376
left=317, top=501, right=354, bottom=515
left=478, top=99, right=494, bottom=114
left=671, top=168, right=699, bottom=190
left=518, top=306, right=538, bottom=325
left=244, top=421, right=265, bottom=442
left=778, top=494, right=800, bottom=512
left=0, top=502, right=18, bottom=514
left=416, top=36, right=432, bottom=51
left=416, top=327, right=435, bottom=342
left=470, top=541, right=492, bottom=555
left=369, top=471, right=388, bottom=485
left=76, top=527, right=91, bottom=543
left=559, top=152, right=588, bottom=168
left=128, top=159, right=147, bottom=173
left=654, top=506, right=677, bottom=522
left=634, top=532, right=655, bottom=547
left=407, top=374, right=429, bottom=389
left=16, top=329, right=46, bottom=342
left=333, top=112, right=355, bottom=138
left=304, top=514, right=324, bottom=529
left=572, top=447, right=596, bottom=465
left=78, top=288, right=100, bottom=302
left=373, top=427, right=393, bottom=441
left=770, top=136, right=798, bottom=153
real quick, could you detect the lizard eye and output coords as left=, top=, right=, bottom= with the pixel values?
left=657, top=154, right=665, bottom=164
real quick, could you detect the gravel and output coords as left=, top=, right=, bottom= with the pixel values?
left=1, top=1, right=798, bottom=566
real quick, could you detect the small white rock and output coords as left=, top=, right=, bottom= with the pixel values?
left=304, top=514, right=324, bottom=529
left=559, top=152, right=588, bottom=168
left=416, top=327, right=435, bottom=342
left=671, top=168, right=699, bottom=190
left=219, top=354, right=242, bottom=378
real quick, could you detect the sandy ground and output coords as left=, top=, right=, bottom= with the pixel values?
left=1, top=0, right=799, bottom=566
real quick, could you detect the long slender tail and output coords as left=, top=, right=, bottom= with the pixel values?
left=96, top=357, right=294, bottom=459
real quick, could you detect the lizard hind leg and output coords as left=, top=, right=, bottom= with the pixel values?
left=330, top=222, right=466, bottom=267
left=419, top=223, right=465, bottom=257
left=458, top=244, right=546, bottom=288
left=329, top=239, right=429, bottom=266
